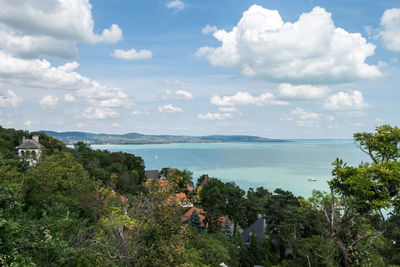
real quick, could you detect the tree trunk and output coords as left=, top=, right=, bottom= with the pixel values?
left=336, top=240, right=350, bottom=267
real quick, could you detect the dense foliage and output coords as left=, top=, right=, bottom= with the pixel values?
left=1, top=125, right=400, bottom=266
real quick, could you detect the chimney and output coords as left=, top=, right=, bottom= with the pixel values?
left=22, top=136, right=26, bottom=143
left=257, top=214, right=263, bottom=219
left=33, top=136, right=39, bottom=143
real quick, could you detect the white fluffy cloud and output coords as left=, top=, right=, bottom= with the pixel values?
left=210, top=91, right=288, bottom=107
left=280, top=107, right=334, bottom=127
left=112, top=49, right=152, bottom=60
left=81, top=107, right=120, bottom=120
left=158, top=104, right=183, bottom=113
left=198, top=5, right=381, bottom=84
left=39, top=95, right=59, bottom=108
left=132, top=110, right=150, bottom=116
left=0, top=0, right=122, bottom=59
left=278, top=83, right=329, bottom=99
left=162, top=89, right=193, bottom=100
left=198, top=112, right=233, bottom=120
left=166, top=0, right=184, bottom=11
left=380, top=8, right=400, bottom=52
left=0, top=90, right=22, bottom=107
left=0, top=51, right=131, bottom=116
left=64, top=93, right=76, bottom=102
left=324, top=90, right=367, bottom=111
left=202, top=25, right=218, bottom=35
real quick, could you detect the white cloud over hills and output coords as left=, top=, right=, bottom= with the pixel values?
left=0, top=51, right=131, bottom=119
left=198, top=112, right=233, bottom=120
left=198, top=5, right=381, bottom=84
left=280, top=107, right=334, bottom=127
left=0, top=0, right=122, bottom=59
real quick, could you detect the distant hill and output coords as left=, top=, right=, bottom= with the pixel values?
left=41, top=131, right=287, bottom=145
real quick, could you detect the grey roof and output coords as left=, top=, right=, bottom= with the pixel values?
left=242, top=216, right=267, bottom=243
left=145, top=170, right=161, bottom=180
left=16, top=139, right=41, bottom=149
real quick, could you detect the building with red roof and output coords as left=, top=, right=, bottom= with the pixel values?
left=182, top=207, right=233, bottom=229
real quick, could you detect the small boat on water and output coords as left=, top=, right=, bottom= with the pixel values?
left=307, top=177, right=317, bottom=181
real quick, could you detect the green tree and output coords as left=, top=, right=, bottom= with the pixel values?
left=189, top=209, right=203, bottom=233
left=200, top=179, right=227, bottom=233
left=224, top=215, right=233, bottom=240
left=225, top=182, right=246, bottom=234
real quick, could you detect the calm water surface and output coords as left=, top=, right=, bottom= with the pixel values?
left=93, top=140, right=369, bottom=197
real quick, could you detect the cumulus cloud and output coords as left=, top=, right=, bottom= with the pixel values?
left=132, top=110, right=150, bottom=116
left=324, top=90, right=367, bottom=111
left=39, top=95, right=59, bottom=108
left=158, top=104, right=183, bottom=113
left=198, top=112, right=233, bottom=120
left=379, top=8, right=400, bottom=51
left=202, top=25, right=218, bottom=35
left=64, top=93, right=76, bottom=102
left=0, top=51, right=131, bottom=117
left=111, top=49, right=152, bottom=60
left=161, top=89, right=193, bottom=100
left=0, top=90, right=22, bottom=107
left=166, top=0, right=184, bottom=11
left=198, top=5, right=381, bottom=84
left=278, top=83, right=329, bottom=99
left=0, top=0, right=122, bottom=59
left=80, top=107, right=120, bottom=120
left=210, top=91, right=288, bottom=107
left=280, top=107, right=334, bottom=127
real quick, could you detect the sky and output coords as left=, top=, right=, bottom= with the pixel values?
left=0, top=0, right=400, bottom=139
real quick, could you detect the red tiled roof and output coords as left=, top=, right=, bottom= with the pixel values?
left=182, top=207, right=232, bottom=228
left=199, top=176, right=212, bottom=187
left=167, top=193, right=188, bottom=204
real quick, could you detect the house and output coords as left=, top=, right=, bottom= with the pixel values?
left=182, top=207, right=233, bottom=230
left=16, top=136, right=42, bottom=166
left=167, top=193, right=193, bottom=207
left=241, top=214, right=267, bottom=244
left=145, top=170, right=161, bottom=180
left=199, top=175, right=212, bottom=187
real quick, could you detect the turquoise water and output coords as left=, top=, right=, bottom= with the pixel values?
left=93, top=140, right=369, bottom=197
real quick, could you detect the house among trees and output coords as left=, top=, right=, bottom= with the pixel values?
left=198, top=175, right=212, bottom=187
left=182, top=207, right=234, bottom=231
left=167, top=193, right=193, bottom=207
left=242, top=214, right=267, bottom=244
left=16, top=136, right=42, bottom=166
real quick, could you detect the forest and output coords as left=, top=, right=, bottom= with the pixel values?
left=0, top=125, right=400, bottom=266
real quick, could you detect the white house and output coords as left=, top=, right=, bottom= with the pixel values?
left=16, top=136, right=42, bottom=166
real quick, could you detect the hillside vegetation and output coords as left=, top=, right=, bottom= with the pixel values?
left=1, top=125, right=400, bottom=266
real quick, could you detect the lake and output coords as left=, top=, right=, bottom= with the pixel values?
left=93, top=140, right=369, bottom=197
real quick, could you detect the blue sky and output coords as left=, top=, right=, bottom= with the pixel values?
left=0, top=0, right=399, bottom=138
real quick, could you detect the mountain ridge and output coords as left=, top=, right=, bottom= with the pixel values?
left=41, top=130, right=287, bottom=145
